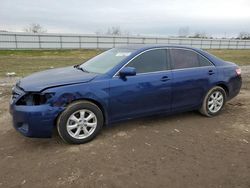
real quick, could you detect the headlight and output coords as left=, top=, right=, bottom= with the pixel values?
left=16, top=93, right=54, bottom=106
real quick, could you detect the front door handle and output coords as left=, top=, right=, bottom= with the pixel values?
left=161, top=76, right=170, bottom=82
left=208, top=70, right=215, bottom=75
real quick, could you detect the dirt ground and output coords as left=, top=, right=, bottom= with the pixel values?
left=0, top=67, right=250, bottom=188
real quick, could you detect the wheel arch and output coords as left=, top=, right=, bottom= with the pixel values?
left=201, top=83, right=229, bottom=108
left=216, top=82, right=229, bottom=98
left=54, top=97, right=108, bottom=127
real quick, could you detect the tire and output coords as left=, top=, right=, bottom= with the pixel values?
left=57, top=100, right=104, bottom=144
left=199, top=86, right=226, bottom=117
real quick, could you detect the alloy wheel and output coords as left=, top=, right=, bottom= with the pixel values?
left=207, top=91, right=224, bottom=113
left=66, top=109, right=97, bottom=139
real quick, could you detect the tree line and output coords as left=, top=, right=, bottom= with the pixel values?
left=1, top=23, right=249, bottom=40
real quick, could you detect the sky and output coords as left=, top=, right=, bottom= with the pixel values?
left=0, top=0, right=250, bottom=37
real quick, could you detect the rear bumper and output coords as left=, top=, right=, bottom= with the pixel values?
left=228, top=76, right=242, bottom=100
left=9, top=104, right=62, bottom=138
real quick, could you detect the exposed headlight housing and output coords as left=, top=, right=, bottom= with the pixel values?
left=16, top=93, right=54, bottom=106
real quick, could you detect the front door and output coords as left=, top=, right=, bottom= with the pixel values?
left=109, top=49, right=172, bottom=122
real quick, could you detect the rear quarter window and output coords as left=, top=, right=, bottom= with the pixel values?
left=199, top=55, right=213, bottom=67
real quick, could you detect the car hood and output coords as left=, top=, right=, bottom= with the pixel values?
left=18, top=66, right=98, bottom=92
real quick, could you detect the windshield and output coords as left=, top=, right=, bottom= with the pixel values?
left=79, top=48, right=134, bottom=74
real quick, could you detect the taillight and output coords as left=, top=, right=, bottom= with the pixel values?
left=236, top=68, right=241, bottom=76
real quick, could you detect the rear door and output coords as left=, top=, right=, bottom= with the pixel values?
left=169, top=48, right=217, bottom=111
left=109, top=49, right=172, bottom=122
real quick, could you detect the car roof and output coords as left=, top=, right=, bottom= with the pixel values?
left=116, top=44, right=199, bottom=51
left=115, top=44, right=226, bottom=67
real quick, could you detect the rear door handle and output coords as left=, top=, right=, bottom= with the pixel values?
left=161, top=76, right=170, bottom=82
left=208, top=70, right=215, bottom=75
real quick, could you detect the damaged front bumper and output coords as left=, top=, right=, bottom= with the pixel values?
left=9, top=104, right=60, bottom=138
left=9, top=86, right=62, bottom=138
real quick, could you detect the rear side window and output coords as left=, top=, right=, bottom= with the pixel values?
left=170, top=49, right=200, bottom=69
left=127, top=49, right=168, bottom=74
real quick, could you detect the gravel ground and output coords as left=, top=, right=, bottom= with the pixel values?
left=0, top=66, right=249, bottom=188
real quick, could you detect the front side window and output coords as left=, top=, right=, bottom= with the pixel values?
left=127, top=49, right=168, bottom=74
left=80, top=48, right=134, bottom=74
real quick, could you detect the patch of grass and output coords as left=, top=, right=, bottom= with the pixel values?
left=0, top=49, right=103, bottom=77
left=0, top=49, right=101, bottom=57
left=207, top=49, right=250, bottom=66
left=0, top=49, right=249, bottom=77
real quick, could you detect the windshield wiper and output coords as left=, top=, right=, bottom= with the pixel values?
left=73, top=64, right=89, bottom=73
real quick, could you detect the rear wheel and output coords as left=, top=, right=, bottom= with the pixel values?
left=199, top=86, right=226, bottom=117
left=57, top=101, right=103, bottom=144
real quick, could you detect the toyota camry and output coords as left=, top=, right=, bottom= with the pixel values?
left=9, top=45, right=242, bottom=144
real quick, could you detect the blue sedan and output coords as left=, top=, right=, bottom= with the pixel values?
left=9, top=45, right=242, bottom=144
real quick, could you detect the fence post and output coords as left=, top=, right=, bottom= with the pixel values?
left=190, top=38, right=193, bottom=47
left=227, top=40, right=230, bottom=49
left=59, top=36, right=62, bottom=49
left=96, top=36, right=99, bottom=49
left=113, top=37, right=115, bottom=48
left=14, top=34, right=18, bottom=49
left=219, top=40, right=222, bottom=49
left=156, top=37, right=158, bottom=44
left=236, top=40, right=239, bottom=49
left=79, top=36, right=81, bottom=49
left=38, top=35, right=41, bottom=49
left=210, top=39, right=212, bottom=49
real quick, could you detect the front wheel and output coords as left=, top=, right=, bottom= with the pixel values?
left=57, top=101, right=104, bottom=144
left=199, top=86, right=226, bottom=117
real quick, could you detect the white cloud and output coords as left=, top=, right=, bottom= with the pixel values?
left=0, top=0, right=249, bottom=37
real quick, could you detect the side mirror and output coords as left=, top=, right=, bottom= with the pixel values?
left=119, top=67, right=136, bottom=77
